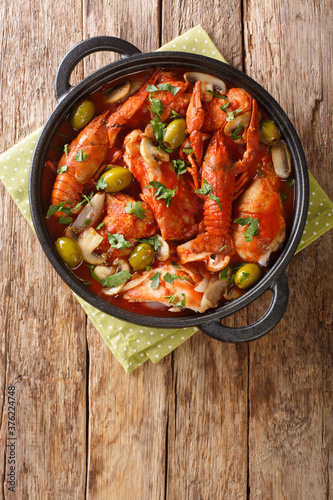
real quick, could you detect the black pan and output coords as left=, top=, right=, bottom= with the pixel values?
left=29, top=36, right=309, bottom=343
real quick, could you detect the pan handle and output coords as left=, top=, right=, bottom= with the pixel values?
left=199, top=272, right=289, bottom=343
left=55, top=36, right=142, bottom=102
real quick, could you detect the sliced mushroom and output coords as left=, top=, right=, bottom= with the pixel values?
left=184, top=72, right=227, bottom=102
left=104, top=80, right=131, bottom=103
left=76, top=227, right=106, bottom=265
left=271, top=140, right=292, bottom=179
left=72, top=192, right=105, bottom=231
left=155, top=235, right=170, bottom=261
left=95, top=259, right=131, bottom=296
left=200, top=276, right=230, bottom=311
left=223, top=286, right=243, bottom=301
left=224, top=111, right=251, bottom=144
left=140, top=136, right=170, bottom=168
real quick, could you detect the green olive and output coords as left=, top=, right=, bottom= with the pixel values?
left=56, top=237, right=82, bottom=268
left=70, top=99, right=95, bottom=130
left=98, top=167, right=132, bottom=193
left=129, top=243, right=154, bottom=271
left=260, top=119, right=281, bottom=146
left=163, top=118, right=187, bottom=149
left=234, top=263, right=262, bottom=289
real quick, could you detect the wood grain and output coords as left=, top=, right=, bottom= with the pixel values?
left=243, top=0, right=333, bottom=498
left=0, top=1, right=87, bottom=498
left=0, top=0, right=332, bottom=498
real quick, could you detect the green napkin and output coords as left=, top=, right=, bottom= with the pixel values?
left=1, top=25, right=332, bottom=373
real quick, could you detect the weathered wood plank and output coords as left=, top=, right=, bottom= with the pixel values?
left=161, top=4, right=250, bottom=498
left=81, top=4, right=170, bottom=499
left=243, top=0, right=333, bottom=497
left=0, top=0, right=87, bottom=498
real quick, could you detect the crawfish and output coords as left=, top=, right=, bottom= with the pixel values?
left=51, top=69, right=161, bottom=216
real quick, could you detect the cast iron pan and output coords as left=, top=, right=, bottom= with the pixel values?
left=29, top=36, right=309, bottom=343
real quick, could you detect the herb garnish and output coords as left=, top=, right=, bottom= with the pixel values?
left=108, top=233, right=131, bottom=250
left=183, top=148, right=194, bottom=155
left=195, top=179, right=222, bottom=210
left=86, top=264, right=102, bottom=283
left=231, top=122, right=244, bottom=141
left=219, top=244, right=226, bottom=252
left=125, top=201, right=147, bottom=220
left=64, top=144, right=70, bottom=155
left=96, top=222, right=105, bottom=230
left=171, top=159, right=187, bottom=177
left=84, top=219, right=91, bottom=225
left=207, top=90, right=225, bottom=99
left=257, top=168, right=265, bottom=178
left=138, top=235, right=161, bottom=251
left=239, top=272, right=250, bottom=285
left=149, top=272, right=161, bottom=290
left=163, top=273, right=190, bottom=284
left=171, top=110, right=182, bottom=118
left=174, top=293, right=186, bottom=307
left=96, top=176, right=108, bottom=190
left=234, top=216, right=259, bottom=242
left=172, top=261, right=181, bottom=269
left=58, top=216, right=73, bottom=225
left=150, top=98, right=165, bottom=115
left=164, top=294, right=177, bottom=304
left=102, top=270, right=132, bottom=288
left=219, top=266, right=229, bottom=280
left=46, top=202, right=72, bottom=218
left=287, top=178, right=295, bottom=187
left=147, top=83, right=181, bottom=96
left=74, top=150, right=88, bottom=162
left=57, top=165, right=68, bottom=174
left=147, top=181, right=176, bottom=207
left=220, top=101, right=230, bottom=113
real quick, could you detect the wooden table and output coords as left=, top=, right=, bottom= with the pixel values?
left=0, top=1, right=332, bottom=498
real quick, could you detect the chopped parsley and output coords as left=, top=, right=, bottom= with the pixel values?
left=150, top=115, right=167, bottom=149
left=234, top=216, right=259, bottom=242
left=239, top=272, right=250, bottom=285
left=172, top=261, right=181, bottom=269
left=147, top=83, right=181, bottom=95
left=287, top=177, right=295, bottom=187
left=96, top=176, right=108, bottom=190
left=96, top=221, right=105, bottom=230
left=171, top=110, right=182, bottom=118
left=138, top=235, right=161, bottom=251
left=164, top=294, right=177, bottom=304
left=86, top=264, right=102, bottom=283
left=183, top=148, right=194, bottom=155
left=46, top=201, right=72, bottom=218
left=171, top=159, right=187, bottom=177
left=57, top=165, right=68, bottom=174
left=281, top=192, right=287, bottom=202
left=125, top=201, right=147, bottom=220
left=74, top=149, right=88, bottom=162
left=220, top=101, right=230, bottom=113
left=50, top=143, right=63, bottom=152
left=219, top=266, right=229, bottom=280
left=163, top=273, right=190, bottom=284
left=257, top=168, right=265, bottom=178
left=231, top=122, right=244, bottom=141
left=147, top=181, right=176, bottom=207
left=64, top=144, right=70, bottom=155
left=219, top=244, right=226, bottom=252
left=102, top=270, right=132, bottom=288
left=174, top=293, right=186, bottom=308
left=58, top=216, right=73, bottom=225
left=195, top=179, right=222, bottom=210
left=84, top=219, right=91, bottom=225
left=107, top=233, right=131, bottom=250
left=149, top=271, right=161, bottom=290
left=207, top=90, right=226, bottom=99
left=150, top=97, right=165, bottom=115
left=146, top=266, right=152, bottom=271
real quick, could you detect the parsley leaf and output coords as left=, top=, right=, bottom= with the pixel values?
left=226, top=111, right=235, bottom=122
left=257, top=168, right=265, bottom=178
left=239, top=272, right=250, bottom=285
left=146, top=266, right=152, bottom=271
left=163, top=273, right=190, bottom=284
left=57, top=165, right=68, bottom=174
left=221, top=101, right=230, bottom=113
left=219, top=244, right=226, bottom=252
left=171, top=110, right=182, bottom=118
left=172, top=261, right=181, bottom=269
left=174, top=293, right=186, bottom=307
left=182, top=148, right=194, bottom=155
left=234, top=216, right=259, bottom=241
left=287, top=178, right=295, bottom=187
left=281, top=192, right=287, bottom=201
left=195, top=179, right=222, bottom=210
left=86, top=264, right=102, bottom=283
left=219, top=266, right=229, bottom=280
left=150, top=116, right=167, bottom=148
left=75, top=150, right=88, bottom=162
left=171, top=159, right=187, bottom=177
left=46, top=202, right=72, bottom=217
left=195, top=178, right=212, bottom=196
left=207, top=90, right=225, bottom=99
left=146, top=84, right=159, bottom=93
left=96, top=176, right=108, bottom=190
left=231, top=122, right=244, bottom=141
left=64, top=144, right=69, bottom=155
left=102, top=270, right=132, bottom=288
left=125, top=201, right=147, bottom=220
left=58, top=216, right=73, bottom=225
left=164, top=294, right=177, bottom=304
left=150, top=98, right=165, bottom=115
left=107, top=233, right=131, bottom=250
left=84, top=219, right=91, bottom=225
left=96, top=222, right=105, bottom=230
left=156, top=83, right=180, bottom=95
left=149, top=272, right=161, bottom=290
left=138, top=235, right=161, bottom=251
left=147, top=181, right=176, bottom=207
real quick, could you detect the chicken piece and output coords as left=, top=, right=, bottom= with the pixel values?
left=232, top=165, right=286, bottom=266
left=123, top=130, right=199, bottom=241
left=97, top=192, right=156, bottom=255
